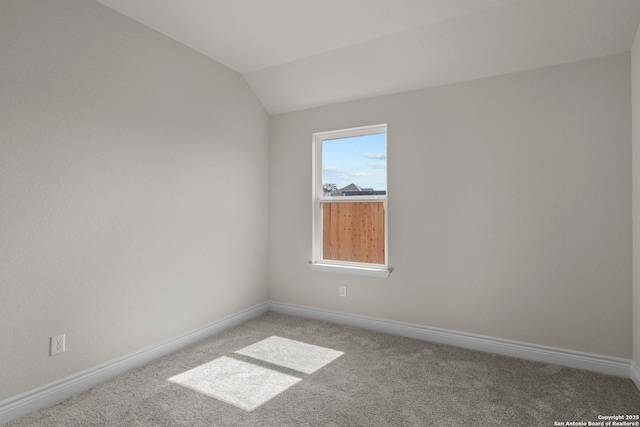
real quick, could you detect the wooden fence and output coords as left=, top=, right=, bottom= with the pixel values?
left=322, top=201, right=385, bottom=264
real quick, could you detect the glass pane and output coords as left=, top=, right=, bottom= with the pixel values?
left=322, top=201, right=385, bottom=264
left=322, top=133, right=386, bottom=197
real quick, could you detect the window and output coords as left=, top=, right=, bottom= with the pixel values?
left=310, top=124, right=390, bottom=277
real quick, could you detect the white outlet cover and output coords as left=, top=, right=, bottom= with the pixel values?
left=339, top=285, right=347, bottom=297
left=51, top=334, right=65, bottom=356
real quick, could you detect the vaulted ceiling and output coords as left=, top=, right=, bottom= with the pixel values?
left=95, top=0, right=640, bottom=115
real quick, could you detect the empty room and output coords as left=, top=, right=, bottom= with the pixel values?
left=3, top=0, right=640, bottom=425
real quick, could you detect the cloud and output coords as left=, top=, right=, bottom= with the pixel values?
left=367, top=162, right=386, bottom=170
left=323, top=166, right=343, bottom=173
left=363, top=152, right=386, bottom=160
left=323, top=166, right=368, bottom=184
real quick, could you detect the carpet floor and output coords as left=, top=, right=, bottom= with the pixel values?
left=7, top=312, right=640, bottom=426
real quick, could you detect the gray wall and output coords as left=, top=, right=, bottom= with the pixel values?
left=269, top=53, right=632, bottom=358
left=633, top=27, right=640, bottom=369
left=0, top=0, right=269, bottom=401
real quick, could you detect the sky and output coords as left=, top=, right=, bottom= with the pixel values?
left=322, top=133, right=387, bottom=191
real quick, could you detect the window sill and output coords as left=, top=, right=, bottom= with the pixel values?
left=309, top=262, right=391, bottom=278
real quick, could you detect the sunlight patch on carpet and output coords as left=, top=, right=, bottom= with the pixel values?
left=235, top=336, right=344, bottom=374
left=167, top=356, right=301, bottom=411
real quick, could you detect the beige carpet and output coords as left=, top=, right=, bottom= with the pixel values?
left=7, top=312, right=640, bottom=426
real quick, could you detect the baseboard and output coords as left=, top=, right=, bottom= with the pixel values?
left=268, top=301, right=632, bottom=380
left=2, top=300, right=636, bottom=425
left=0, top=301, right=269, bottom=426
left=631, top=361, right=640, bottom=390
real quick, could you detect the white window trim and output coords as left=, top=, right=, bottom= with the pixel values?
left=310, top=123, right=390, bottom=278
left=309, top=262, right=391, bottom=278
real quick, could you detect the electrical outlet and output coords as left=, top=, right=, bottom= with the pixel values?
left=339, top=285, right=347, bottom=297
left=50, top=334, right=66, bottom=356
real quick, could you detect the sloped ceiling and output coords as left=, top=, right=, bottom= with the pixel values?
left=96, top=0, right=640, bottom=114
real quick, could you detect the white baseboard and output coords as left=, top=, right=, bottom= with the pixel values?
left=632, top=361, right=640, bottom=390
left=0, top=302, right=269, bottom=426
left=269, top=301, right=633, bottom=380
left=2, top=300, right=637, bottom=425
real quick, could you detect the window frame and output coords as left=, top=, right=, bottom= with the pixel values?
left=310, top=123, right=390, bottom=278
